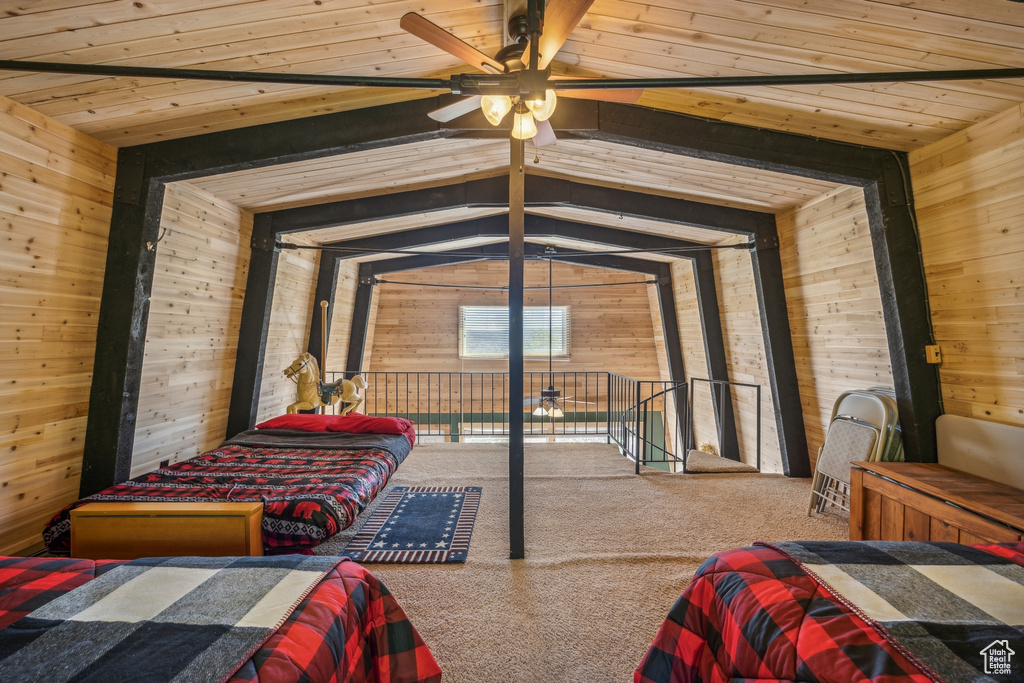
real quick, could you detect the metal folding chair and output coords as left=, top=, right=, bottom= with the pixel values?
left=808, top=415, right=880, bottom=515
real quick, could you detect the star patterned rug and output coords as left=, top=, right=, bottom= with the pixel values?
left=340, top=486, right=481, bottom=564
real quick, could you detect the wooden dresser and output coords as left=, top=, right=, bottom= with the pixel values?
left=849, top=461, right=1024, bottom=544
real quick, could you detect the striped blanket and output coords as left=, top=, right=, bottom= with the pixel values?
left=767, top=541, right=1024, bottom=682
left=0, top=555, right=342, bottom=683
left=636, top=541, right=1024, bottom=683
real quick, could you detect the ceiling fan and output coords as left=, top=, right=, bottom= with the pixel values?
left=400, top=4, right=643, bottom=146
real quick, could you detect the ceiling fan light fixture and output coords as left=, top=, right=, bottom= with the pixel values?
left=480, top=94, right=514, bottom=125
left=533, top=403, right=549, bottom=417
left=511, top=106, right=538, bottom=140
left=548, top=404, right=564, bottom=419
left=525, top=89, right=557, bottom=121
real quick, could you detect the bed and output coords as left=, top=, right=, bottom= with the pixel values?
left=44, top=413, right=417, bottom=556
left=0, top=554, right=441, bottom=682
left=635, top=540, right=1024, bottom=683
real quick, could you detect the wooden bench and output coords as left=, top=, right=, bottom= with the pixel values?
left=70, top=502, right=263, bottom=559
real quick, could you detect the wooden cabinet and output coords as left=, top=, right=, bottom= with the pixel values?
left=850, top=462, right=1024, bottom=544
left=71, top=502, right=264, bottom=559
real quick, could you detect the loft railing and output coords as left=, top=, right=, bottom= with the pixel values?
left=324, top=370, right=758, bottom=471
left=685, top=377, right=762, bottom=472
left=325, top=371, right=607, bottom=440
left=608, top=373, right=688, bottom=473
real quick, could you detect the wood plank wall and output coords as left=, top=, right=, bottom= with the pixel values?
left=255, top=247, right=318, bottom=421
left=0, top=95, right=115, bottom=554
left=131, top=182, right=254, bottom=476
left=910, top=103, right=1024, bottom=428
left=777, top=185, right=893, bottom=468
left=670, top=262, right=719, bottom=455
left=713, top=250, right=782, bottom=472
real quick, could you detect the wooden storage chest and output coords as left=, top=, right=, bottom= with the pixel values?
left=849, top=461, right=1024, bottom=545
left=70, top=502, right=264, bottom=559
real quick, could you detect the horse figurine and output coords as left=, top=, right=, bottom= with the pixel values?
left=283, top=352, right=367, bottom=415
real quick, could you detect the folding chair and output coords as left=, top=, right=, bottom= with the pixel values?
left=808, top=388, right=903, bottom=516
left=808, top=415, right=880, bottom=515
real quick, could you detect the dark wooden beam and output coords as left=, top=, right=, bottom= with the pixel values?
left=80, top=176, right=165, bottom=496
left=226, top=215, right=280, bottom=438
left=307, top=254, right=340, bottom=366
left=749, top=223, right=810, bottom=477
left=655, top=263, right=689, bottom=465
left=345, top=264, right=376, bottom=373
left=691, top=252, right=740, bottom=462
left=864, top=177, right=940, bottom=463
left=136, top=99, right=455, bottom=181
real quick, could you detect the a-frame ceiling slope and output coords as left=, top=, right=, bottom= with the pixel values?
left=0, top=0, right=1021, bottom=150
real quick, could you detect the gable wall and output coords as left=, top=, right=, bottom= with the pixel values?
left=0, top=95, right=116, bottom=554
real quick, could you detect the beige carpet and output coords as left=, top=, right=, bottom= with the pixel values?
left=320, top=443, right=846, bottom=683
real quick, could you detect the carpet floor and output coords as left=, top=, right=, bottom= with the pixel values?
left=317, top=442, right=846, bottom=682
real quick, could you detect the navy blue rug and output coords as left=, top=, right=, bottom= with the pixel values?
left=341, top=486, right=481, bottom=563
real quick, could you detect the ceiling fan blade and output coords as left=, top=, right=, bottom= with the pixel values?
left=401, top=13, right=505, bottom=74
left=526, top=0, right=595, bottom=70
left=532, top=118, right=557, bottom=146
left=428, top=95, right=483, bottom=122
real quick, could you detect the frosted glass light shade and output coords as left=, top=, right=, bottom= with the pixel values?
left=548, top=404, right=564, bottom=419
left=526, top=89, right=557, bottom=121
left=511, top=109, right=538, bottom=140
left=533, top=404, right=548, bottom=417
left=480, top=95, right=513, bottom=125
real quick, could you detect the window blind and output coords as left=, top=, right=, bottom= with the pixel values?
left=459, top=306, right=570, bottom=359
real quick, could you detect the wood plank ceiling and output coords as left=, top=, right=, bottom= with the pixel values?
left=2, top=0, right=1022, bottom=249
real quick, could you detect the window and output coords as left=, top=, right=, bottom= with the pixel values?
left=459, top=306, right=570, bottom=359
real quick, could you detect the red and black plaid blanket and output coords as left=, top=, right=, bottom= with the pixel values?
left=43, top=429, right=412, bottom=555
left=635, top=541, right=1024, bottom=683
left=0, top=555, right=441, bottom=683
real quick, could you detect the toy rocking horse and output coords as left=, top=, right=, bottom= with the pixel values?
left=283, top=352, right=367, bottom=415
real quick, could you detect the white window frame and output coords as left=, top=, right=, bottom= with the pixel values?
left=459, top=305, right=570, bottom=359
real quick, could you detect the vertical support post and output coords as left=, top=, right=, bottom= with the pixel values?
left=81, top=170, right=165, bottom=496
left=508, top=139, right=526, bottom=560
left=346, top=264, right=375, bottom=373
left=749, top=218, right=811, bottom=477
left=226, top=214, right=281, bottom=438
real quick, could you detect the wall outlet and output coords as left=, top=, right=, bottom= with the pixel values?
left=925, top=345, right=942, bottom=364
